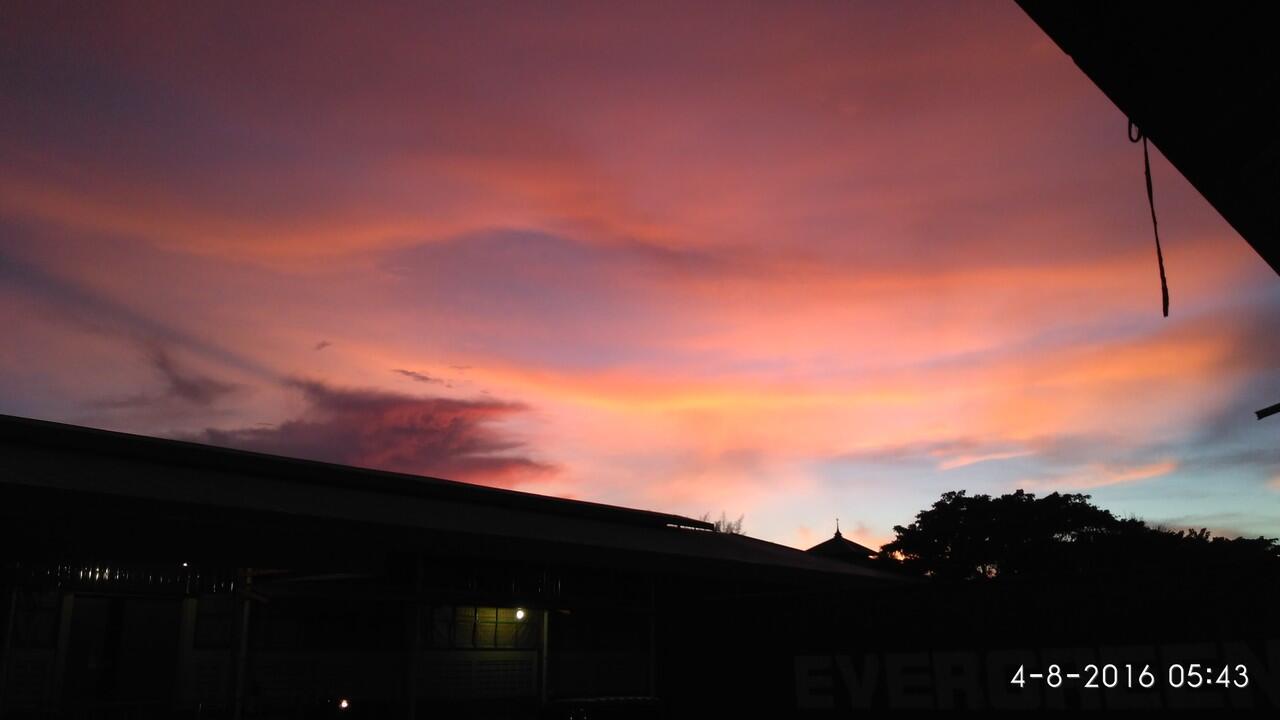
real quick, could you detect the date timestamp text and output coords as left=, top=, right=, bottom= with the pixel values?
left=1011, top=663, right=1249, bottom=690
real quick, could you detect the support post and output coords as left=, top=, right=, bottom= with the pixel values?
left=539, top=609, right=550, bottom=705
left=406, top=555, right=422, bottom=720
left=0, top=587, right=17, bottom=716
left=231, top=571, right=251, bottom=720
left=176, top=596, right=198, bottom=711
left=648, top=580, right=657, bottom=698
left=49, top=593, right=74, bottom=714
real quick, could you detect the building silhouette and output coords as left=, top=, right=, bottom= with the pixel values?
left=0, top=414, right=899, bottom=717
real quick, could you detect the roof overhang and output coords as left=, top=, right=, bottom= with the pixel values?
left=1018, top=0, right=1279, bottom=275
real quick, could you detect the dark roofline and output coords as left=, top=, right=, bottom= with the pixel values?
left=0, top=413, right=713, bottom=532
left=1, top=413, right=908, bottom=582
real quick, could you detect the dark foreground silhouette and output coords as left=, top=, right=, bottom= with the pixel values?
left=2, top=416, right=1278, bottom=716
left=677, top=492, right=1280, bottom=714
left=878, top=489, right=1280, bottom=582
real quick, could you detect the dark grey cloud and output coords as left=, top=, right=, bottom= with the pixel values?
left=149, top=347, right=238, bottom=405
left=393, top=368, right=445, bottom=385
left=0, top=243, right=273, bottom=380
left=92, top=346, right=240, bottom=410
left=183, top=379, right=553, bottom=486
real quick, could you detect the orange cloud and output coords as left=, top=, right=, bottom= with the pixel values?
left=937, top=450, right=1034, bottom=471
left=1020, top=460, right=1179, bottom=492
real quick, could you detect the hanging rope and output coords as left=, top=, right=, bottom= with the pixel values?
left=1128, top=119, right=1169, bottom=317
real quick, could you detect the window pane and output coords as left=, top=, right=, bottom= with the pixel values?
left=475, top=622, right=496, bottom=648
left=452, top=622, right=474, bottom=648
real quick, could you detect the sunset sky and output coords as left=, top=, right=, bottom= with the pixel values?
left=3, top=1, right=1277, bottom=549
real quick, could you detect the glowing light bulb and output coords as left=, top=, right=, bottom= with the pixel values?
left=338, top=698, right=349, bottom=710
left=515, top=608, right=526, bottom=620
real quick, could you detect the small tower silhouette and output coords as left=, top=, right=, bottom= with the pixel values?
left=806, top=518, right=876, bottom=565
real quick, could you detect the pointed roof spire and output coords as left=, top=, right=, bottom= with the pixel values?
left=806, top=517, right=875, bottom=564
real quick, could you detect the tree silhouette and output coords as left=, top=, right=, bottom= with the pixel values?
left=879, top=489, right=1280, bottom=581
left=700, top=511, right=744, bottom=534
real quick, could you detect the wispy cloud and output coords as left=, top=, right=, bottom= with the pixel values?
left=937, top=449, right=1034, bottom=471
left=393, top=368, right=445, bottom=385
left=1019, top=460, right=1178, bottom=491
left=838, top=438, right=1036, bottom=472
left=92, top=346, right=240, bottom=409
left=0, top=247, right=274, bottom=380
left=149, top=347, right=238, bottom=405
